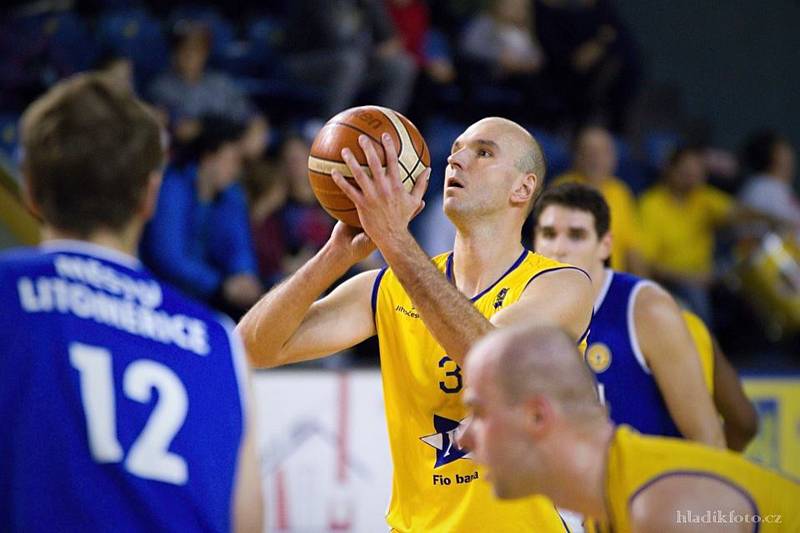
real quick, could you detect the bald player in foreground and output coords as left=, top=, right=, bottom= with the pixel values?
left=457, top=325, right=800, bottom=533
left=238, top=117, right=593, bottom=532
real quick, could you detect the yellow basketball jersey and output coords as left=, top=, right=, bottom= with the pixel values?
left=681, top=310, right=714, bottom=394
left=374, top=250, right=582, bottom=532
left=605, top=425, right=800, bottom=532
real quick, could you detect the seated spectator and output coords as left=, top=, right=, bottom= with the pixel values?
left=243, top=157, right=289, bottom=288
left=739, top=130, right=800, bottom=231
left=388, top=0, right=458, bottom=118
left=534, top=0, right=641, bottom=132
left=141, top=115, right=263, bottom=318
left=278, top=135, right=336, bottom=274
left=459, top=0, right=560, bottom=125
left=148, top=21, right=267, bottom=144
left=552, top=125, right=646, bottom=274
left=282, top=0, right=417, bottom=118
left=639, top=146, right=734, bottom=322
left=461, top=0, right=544, bottom=79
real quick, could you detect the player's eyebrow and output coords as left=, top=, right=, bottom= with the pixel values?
left=450, top=139, right=501, bottom=153
left=473, top=139, right=500, bottom=151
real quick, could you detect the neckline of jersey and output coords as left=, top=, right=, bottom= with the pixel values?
left=39, top=239, right=142, bottom=270
left=445, top=248, right=529, bottom=302
left=594, top=268, right=615, bottom=310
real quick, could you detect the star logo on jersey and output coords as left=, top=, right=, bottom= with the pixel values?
left=420, top=415, right=472, bottom=468
left=494, top=288, right=509, bottom=309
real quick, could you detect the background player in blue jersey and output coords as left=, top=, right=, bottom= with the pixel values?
left=532, top=182, right=726, bottom=446
left=0, top=73, right=262, bottom=532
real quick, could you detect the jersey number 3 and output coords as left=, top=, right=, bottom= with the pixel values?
left=69, top=342, right=188, bottom=485
left=438, top=356, right=463, bottom=393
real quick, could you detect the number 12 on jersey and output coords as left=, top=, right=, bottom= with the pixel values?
left=69, top=342, right=189, bottom=485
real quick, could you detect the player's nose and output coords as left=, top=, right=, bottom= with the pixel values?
left=447, top=149, right=467, bottom=170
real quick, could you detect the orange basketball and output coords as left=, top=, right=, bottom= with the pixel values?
left=308, top=105, right=430, bottom=227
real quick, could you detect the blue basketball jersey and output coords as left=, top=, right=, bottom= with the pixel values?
left=584, top=269, right=681, bottom=437
left=0, top=240, right=249, bottom=532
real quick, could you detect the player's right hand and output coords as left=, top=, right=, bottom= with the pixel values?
left=327, top=221, right=377, bottom=266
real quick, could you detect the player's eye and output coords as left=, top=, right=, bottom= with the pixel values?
left=477, top=149, right=492, bottom=157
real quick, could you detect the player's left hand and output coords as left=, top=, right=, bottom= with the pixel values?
left=331, top=133, right=428, bottom=251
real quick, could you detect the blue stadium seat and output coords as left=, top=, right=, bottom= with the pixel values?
left=0, top=114, right=20, bottom=164
left=246, top=16, right=287, bottom=76
left=167, top=6, right=236, bottom=67
left=643, top=130, right=682, bottom=173
left=614, top=136, right=649, bottom=195
left=423, top=116, right=467, bottom=191
left=97, top=8, right=168, bottom=87
left=529, top=129, right=570, bottom=180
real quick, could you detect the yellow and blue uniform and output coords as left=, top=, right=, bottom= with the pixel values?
left=373, top=249, right=585, bottom=532
left=604, top=425, right=800, bottom=533
left=585, top=271, right=716, bottom=438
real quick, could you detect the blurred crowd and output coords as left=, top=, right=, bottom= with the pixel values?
left=1, top=0, right=799, bottom=366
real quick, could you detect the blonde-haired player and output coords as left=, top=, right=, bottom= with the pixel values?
left=238, top=116, right=593, bottom=531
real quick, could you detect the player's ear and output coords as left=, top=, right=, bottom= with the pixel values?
left=511, top=173, right=536, bottom=207
left=140, top=170, right=163, bottom=222
left=522, top=394, right=552, bottom=436
left=599, top=230, right=612, bottom=262
left=20, top=169, right=43, bottom=219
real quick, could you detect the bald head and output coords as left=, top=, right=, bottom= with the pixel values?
left=467, top=325, right=604, bottom=418
left=469, top=117, right=547, bottom=208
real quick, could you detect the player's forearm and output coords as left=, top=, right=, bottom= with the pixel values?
left=236, top=244, right=353, bottom=367
left=379, top=230, right=493, bottom=364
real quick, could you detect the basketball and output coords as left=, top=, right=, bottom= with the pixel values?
left=308, top=105, right=430, bottom=227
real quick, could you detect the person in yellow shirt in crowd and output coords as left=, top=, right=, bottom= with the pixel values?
left=457, top=325, right=800, bottom=533
left=552, top=125, right=647, bottom=275
left=639, top=146, right=734, bottom=322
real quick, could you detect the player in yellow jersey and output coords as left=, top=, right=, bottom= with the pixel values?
left=682, top=311, right=759, bottom=451
left=237, top=117, right=594, bottom=532
left=458, top=325, right=800, bottom=533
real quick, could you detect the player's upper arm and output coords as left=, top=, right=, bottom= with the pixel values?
left=634, top=285, right=725, bottom=448
left=630, top=474, right=754, bottom=533
left=491, top=267, right=593, bottom=341
left=226, top=325, right=263, bottom=533
left=278, top=270, right=379, bottom=365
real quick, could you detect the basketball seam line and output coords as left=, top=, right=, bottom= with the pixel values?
left=330, top=122, right=383, bottom=146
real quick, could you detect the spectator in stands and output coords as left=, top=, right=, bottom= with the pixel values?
left=243, top=159, right=289, bottom=288
left=459, top=0, right=561, bottom=126
left=534, top=0, right=641, bottom=133
left=638, top=146, right=733, bottom=322
left=282, top=0, right=417, bottom=118
left=388, top=0, right=457, bottom=118
left=141, top=115, right=263, bottom=318
left=148, top=21, right=267, bottom=145
left=278, top=134, right=336, bottom=274
left=551, top=125, right=646, bottom=274
left=739, top=130, right=800, bottom=231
